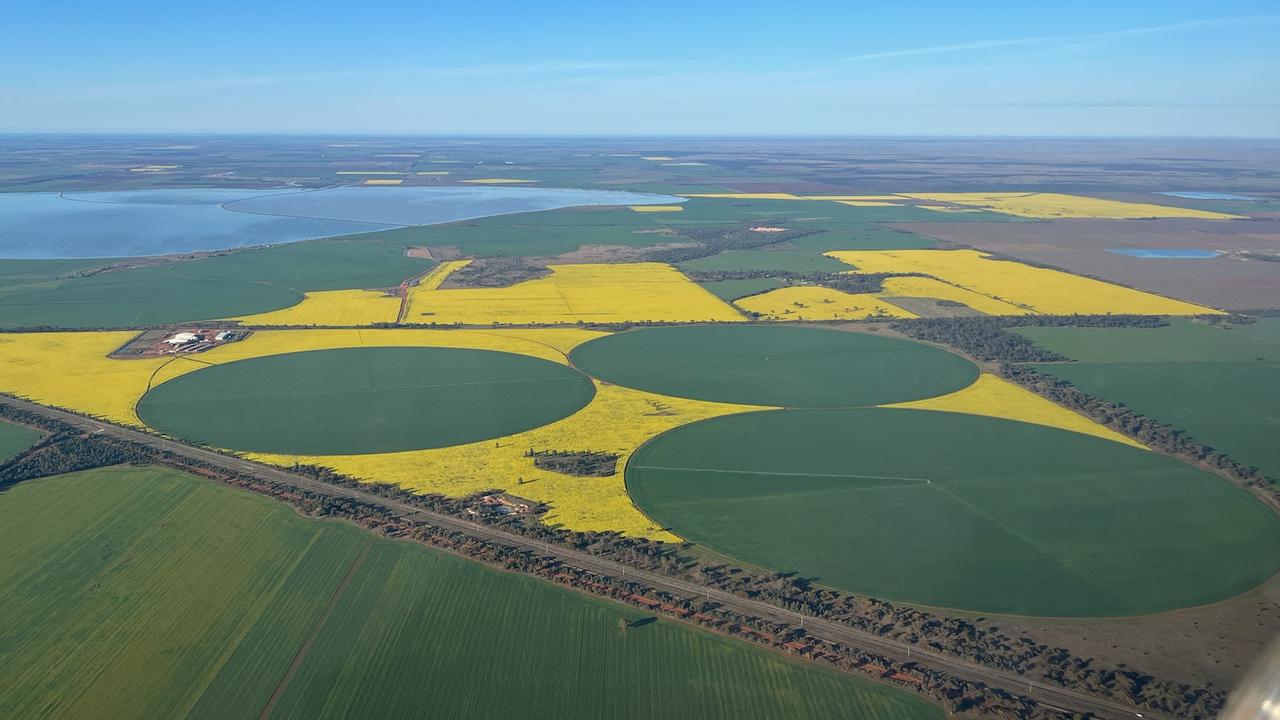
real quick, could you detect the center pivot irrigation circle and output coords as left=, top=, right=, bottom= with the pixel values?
left=137, top=347, right=595, bottom=455
left=569, top=324, right=978, bottom=408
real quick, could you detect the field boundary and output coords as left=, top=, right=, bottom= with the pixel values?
left=257, top=541, right=372, bottom=720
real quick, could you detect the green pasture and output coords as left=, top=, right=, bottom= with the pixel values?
left=1020, top=319, right=1280, bottom=479
left=0, top=232, right=437, bottom=329
left=0, top=420, right=41, bottom=462
left=570, top=325, right=977, bottom=408
left=0, top=465, right=941, bottom=720
left=138, top=347, right=595, bottom=455
left=678, top=249, right=852, bottom=273
left=628, top=408, right=1280, bottom=616
left=697, top=278, right=787, bottom=301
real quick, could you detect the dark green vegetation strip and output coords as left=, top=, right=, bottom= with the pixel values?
left=570, top=325, right=978, bottom=408
left=0, top=234, right=436, bottom=329
left=628, top=408, right=1280, bottom=617
left=138, top=347, right=595, bottom=455
left=0, top=420, right=41, bottom=462
left=697, top=278, right=787, bottom=301
left=1020, top=319, right=1280, bottom=480
left=0, top=466, right=942, bottom=720
left=679, top=249, right=852, bottom=273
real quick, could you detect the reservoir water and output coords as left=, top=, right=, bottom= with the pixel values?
left=0, top=186, right=679, bottom=259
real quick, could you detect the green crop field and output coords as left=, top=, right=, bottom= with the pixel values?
left=1020, top=320, right=1280, bottom=480
left=1017, top=319, right=1280, bottom=363
left=138, top=347, right=595, bottom=455
left=368, top=206, right=676, bottom=256
left=659, top=199, right=1011, bottom=225
left=628, top=408, right=1280, bottom=616
left=172, top=233, right=437, bottom=291
left=0, top=420, right=40, bottom=462
left=570, top=325, right=978, bottom=408
left=679, top=249, right=853, bottom=273
left=0, top=233, right=438, bottom=329
left=0, top=466, right=942, bottom=720
left=0, top=262, right=304, bottom=329
left=697, top=277, right=787, bottom=301
left=780, top=225, right=936, bottom=251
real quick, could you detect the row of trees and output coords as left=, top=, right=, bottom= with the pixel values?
left=892, top=315, right=1279, bottom=502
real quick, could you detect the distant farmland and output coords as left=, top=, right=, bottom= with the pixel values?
left=1019, top=318, right=1280, bottom=481
left=0, top=466, right=941, bottom=720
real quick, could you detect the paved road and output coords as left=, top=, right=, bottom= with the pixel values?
left=2, top=394, right=1164, bottom=720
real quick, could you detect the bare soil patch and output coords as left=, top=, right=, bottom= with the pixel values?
left=891, top=219, right=1280, bottom=310
left=438, top=257, right=551, bottom=288
left=992, top=573, right=1280, bottom=691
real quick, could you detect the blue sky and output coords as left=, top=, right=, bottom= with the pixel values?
left=2, top=1, right=1277, bottom=135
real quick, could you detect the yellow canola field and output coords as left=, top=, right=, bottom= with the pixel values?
left=362, top=179, right=403, bottom=186
left=885, top=374, right=1145, bottom=450
left=250, top=383, right=765, bottom=538
left=628, top=205, right=684, bottom=212
left=408, top=260, right=470, bottom=295
left=734, top=286, right=916, bottom=321
left=460, top=178, right=537, bottom=184
left=225, top=289, right=400, bottom=326
left=0, top=328, right=604, bottom=428
left=900, top=192, right=1242, bottom=220
left=404, top=263, right=745, bottom=325
left=0, top=327, right=753, bottom=537
left=879, top=276, right=1033, bottom=316
left=827, top=249, right=1222, bottom=316
left=837, top=200, right=899, bottom=207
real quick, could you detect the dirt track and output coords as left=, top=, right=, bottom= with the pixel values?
left=1, top=393, right=1170, bottom=720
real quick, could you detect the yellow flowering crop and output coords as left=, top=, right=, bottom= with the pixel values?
left=0, top=328, right=603, bottom=427
left=415, top=260, right=470, bottom=291
left=404, top=263, right=745, bottom=325
left=225, top=290, right=401, bottom=326
left=828, top=249, right=1222, bottom=315
left=733, top=286, right=916, bottom=321
left=0, top=331, right=178, bottom=427
left=250, top=381, right=765, bottom=538
left=900, top=192, right=1242, bottom=220
left=879, top=276, right=1033, bottom=316
left=885, top=374, right=1144, bottom=449
left=837, top=200, right=899, bottom=207
left=628, top=205, right=684, bottom=212
left=362, top=179, right=403, bottom=186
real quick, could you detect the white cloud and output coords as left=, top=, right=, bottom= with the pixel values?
left=840, top=14, right=1280, bottom=63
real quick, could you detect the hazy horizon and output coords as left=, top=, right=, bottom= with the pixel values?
left=4, top=1, right=1277, bottom=137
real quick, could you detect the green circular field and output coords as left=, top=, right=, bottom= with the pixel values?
left=138, top=347, right=595, bottom=455
left=627, top=408, right=1280, bottom=616
left=569, top=325, right=977, bottom=408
